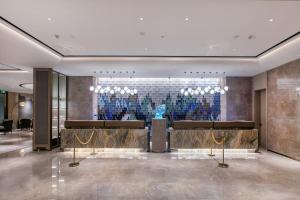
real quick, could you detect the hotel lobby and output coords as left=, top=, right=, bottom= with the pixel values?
left=1, top=1, right=300, bottom=200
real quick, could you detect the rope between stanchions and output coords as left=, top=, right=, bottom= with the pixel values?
left=75, top=130, right=95, bottom=145
left=211, top=130, right=224, bottom=145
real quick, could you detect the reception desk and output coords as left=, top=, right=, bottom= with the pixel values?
left=169, top=121, right=258, bottom=151
left=61, top=120, right=258, bottom=152
left=61, top=120, right=149, bottom=150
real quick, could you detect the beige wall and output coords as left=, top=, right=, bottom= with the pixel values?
left=7, top=92, right=18, bottom=129
left=252, top=72, right=268, bottom=122
left=253, top=72, right=267, bottom=91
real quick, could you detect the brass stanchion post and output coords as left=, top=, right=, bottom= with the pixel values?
left=218, top=135, right=229, bottom=168
left=69, top=133, right=80, bottom=167
left=208, top=147, right=215, bottom=157
left=208, top=129, right=215, bottom=157
left=91, top=147, right=96, bottom=156
left=90, top=128, right=96, bottom=156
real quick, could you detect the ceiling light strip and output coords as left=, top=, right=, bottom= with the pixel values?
left=257, top=32, right=300, bottom=58
left=0, top=17, right=62, bottom=59
left=0, top=70, right=29, bottom=73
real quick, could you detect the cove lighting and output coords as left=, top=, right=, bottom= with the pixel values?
left=0, top=20, right=61, bottom=59
left=0, top=70, right=29, bottom=73
left=19, top=83, right=33, bottom=90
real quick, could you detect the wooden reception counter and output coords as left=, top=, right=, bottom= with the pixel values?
left=61, top=120, right=149, bottom=150
left=169, top=121, right=258, bottom=151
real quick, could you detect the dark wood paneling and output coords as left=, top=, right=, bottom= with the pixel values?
left=33, top=69, right=52, bottom=150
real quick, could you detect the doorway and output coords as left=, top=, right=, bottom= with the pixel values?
left=254, top=89, right=267, bottom=150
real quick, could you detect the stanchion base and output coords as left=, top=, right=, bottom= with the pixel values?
left=208, top=154, right=215, bottom=157
left=218, top=163, right=229, bottom=168
left=69, top=162, right=80, bottom=167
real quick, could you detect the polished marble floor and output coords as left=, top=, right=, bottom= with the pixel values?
left=0, top=131, right=32, bottom=155
left=0, top=147, right=300, bottom=200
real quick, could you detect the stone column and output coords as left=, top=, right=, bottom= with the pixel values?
left=151, top=118, right=166, bottom=152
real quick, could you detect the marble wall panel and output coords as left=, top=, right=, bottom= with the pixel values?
left=68, top=76, right=94, bottom=120
left=226, top=77, right=252, bottom=121
left=267, top=59, right=300, bottom=160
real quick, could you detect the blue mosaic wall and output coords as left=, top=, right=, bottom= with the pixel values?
left=97, top=78, right=222, bottom=127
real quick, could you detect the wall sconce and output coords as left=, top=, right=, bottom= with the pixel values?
left=19, top=101, right=26, bottom=107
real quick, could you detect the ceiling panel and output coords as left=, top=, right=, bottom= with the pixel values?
left=0, top=63, right=18, bottom=70
left=1, top=0, right=299, bottom=57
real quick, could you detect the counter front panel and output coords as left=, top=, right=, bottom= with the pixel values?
left=61, top=128, right=147, bottom=149
left=170, top=129, right=258, bottom=150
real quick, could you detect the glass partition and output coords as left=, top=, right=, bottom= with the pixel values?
left=52, top=72, right=67, bottom=147
left=52, top=72, right=59, bottom=142
left=58, top=75, right=67, bottom=133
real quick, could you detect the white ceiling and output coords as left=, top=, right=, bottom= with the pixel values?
left=0, top=1, right=300, bottom=93
left=1, top=0, right=300, bottom=56
left=0, top=62, right=18, bottom=70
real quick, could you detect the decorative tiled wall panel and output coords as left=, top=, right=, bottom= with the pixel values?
left=97, top=78, right=223, bottom=126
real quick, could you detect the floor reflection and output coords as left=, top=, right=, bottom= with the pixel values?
left=62, top=148, right=257, bottom=161
left=1, top=148, right=300, bottom=200
left=51, top=157, right=65, bottom=200
left=0, top=131, right=32, bottom=154
left=171, top=149, right=257, bottom=160
left=63, top=148, right=149, bottom=160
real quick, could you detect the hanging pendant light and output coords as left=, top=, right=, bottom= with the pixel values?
left=89, top=71, right=138, bottom=95
left=178, top=72, right=229, bottom=96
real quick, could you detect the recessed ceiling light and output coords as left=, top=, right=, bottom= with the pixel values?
left=269, top=18, right=274, bottom=22
left=185, top=17, right=189, bottom=21
left=139, top=17, right=144, bottom=21
left=144, top=47, right=148, bottom=51
left=47, top=17, right=52, bottom=21
left=160, top=35, right=165, bottom=39
left=139, top=32, right=145, bottom=36
left=248, top=35, right=256, bottom=40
